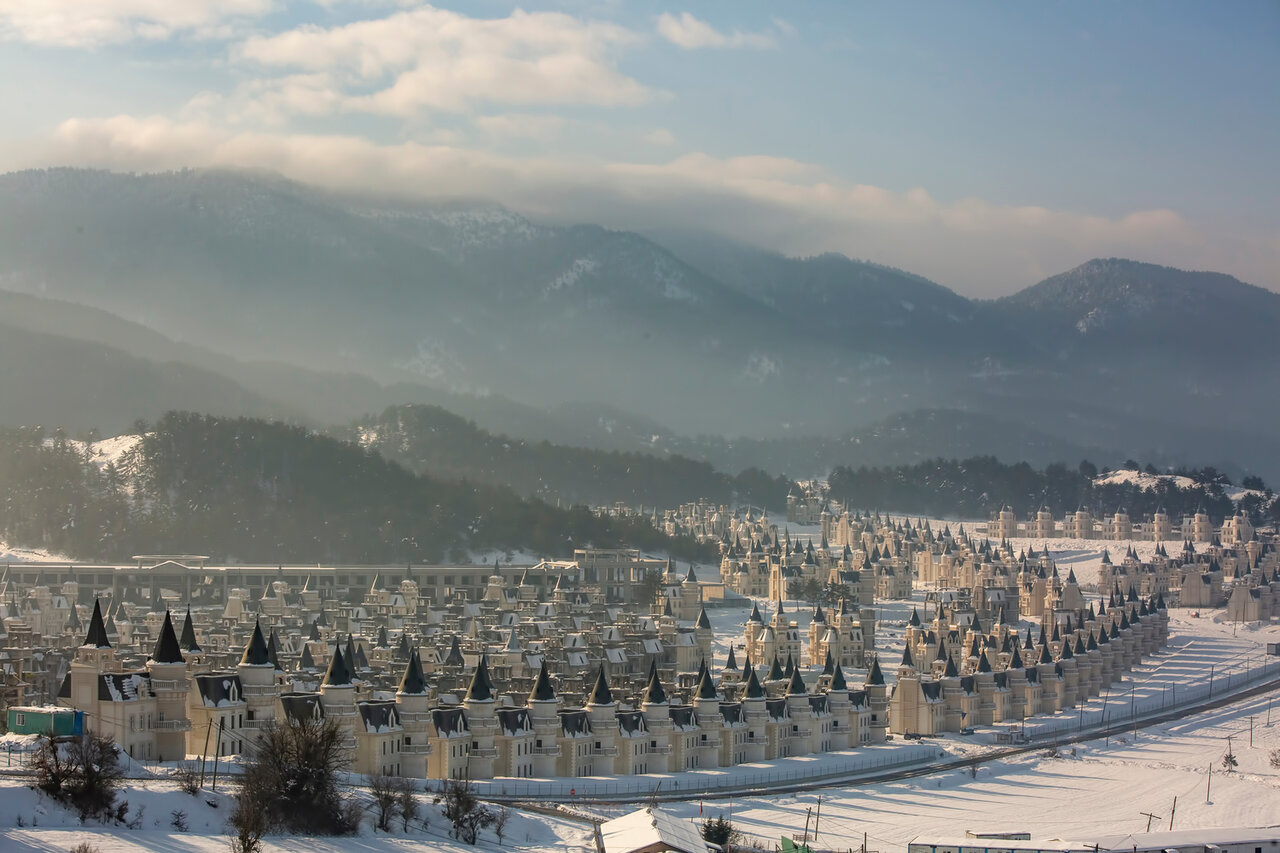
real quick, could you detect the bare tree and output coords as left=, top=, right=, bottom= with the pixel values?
left=31, top=733, right=124, bottom=823
left=434, top=778, right=495, bottom=845
left=368, top=775, right=400, bottom=832
left=234, top=716, right=356, bottom=836
left=397, top=779, right=420, bottom=832
left=492, top=805, right=511, bottom=844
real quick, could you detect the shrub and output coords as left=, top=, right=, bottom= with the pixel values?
left=234, top=716, right=356, bottom=836
left=434, top=778, right=495, bottom=845
left=31, top=734, right=124, bottom=823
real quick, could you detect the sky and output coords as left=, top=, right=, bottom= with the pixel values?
left=0, top=0, right=1276, bottom=296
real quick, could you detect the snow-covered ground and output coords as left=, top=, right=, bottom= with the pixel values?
left=661, top=686, right=1280, bottom=850
left=0, top=776, right=594, bottom=853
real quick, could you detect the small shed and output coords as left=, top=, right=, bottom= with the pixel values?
left=7, top=706, right=83, bottom=736
left=600, top=807, right=711, bottom=853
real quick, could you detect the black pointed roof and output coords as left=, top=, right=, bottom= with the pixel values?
left=530, top=659, right=557, bottom=702
left=267, top=629, right=282, bottom=671
left=1038, top=643, right=1053, bottom=664
left=696, top=666, right=718, bottom=700
left=241, top=620, right=270, bottom=666
left=1009, top=645, right=1024, bottom=669
left=786, top=666, right=807, bottom=695
left=180, top=608, right=200, bottom=652
left=467, top=654, right=494, bottom=702
left=743, top=665, right=766, bottom=698
left=300, top=645, right=316, bottom=670
left=901, top=643, right=915, bottom=669
left=589, top=664, right=614, bottom=705
left=66, top=602, right=82, bottom=633
left=866, top=656, right=885, bottom=685
left=324, top=642, right=352, bottom=686
left=399, top=649, right=428, bottom=696
left=444, top=635, right=465, bottom=667
left=830, top=663, right=848, bottom=692
left=83, top=599, right=111, bottom=649
left=696, top=607, right=711, bottom=629
left=766, top=655, right=785, bottom=681
left=151, top=610, right=184, bottom=664
left=977, top=649, right=992, bottom=673
left=822, top=649, right=835, bottom=676
left=308, top=620, right=322, bottom=642
left=724, top=646, right=739, bottom=671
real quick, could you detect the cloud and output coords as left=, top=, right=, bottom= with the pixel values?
left=644, top=128, right=676, bottom=146
left=233, top=6, right=652, bottom=117
left=657, top=12, right=776, bottom=50
left=0, top=0, right=273, bottom=47
left=12, top=114, right=1270, bottom=296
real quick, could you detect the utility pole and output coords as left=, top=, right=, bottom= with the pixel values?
left=1169, top=796, right=1176, bottom=830
left=1140, top=811, right=1160, bottom=832
left=1205, top=764, right=1212, bottom=804
left=802, top=806, right=813, bottom=843
left=1250, top=716, right=1255, bottom=747
left=814, top=795, right=822, bottom=841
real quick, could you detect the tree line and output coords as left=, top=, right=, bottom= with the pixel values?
left=827, top=456, right=1275, bottom=524
left=345, top=404, right=795, bottom=512
left=0, top=412, right=715, bottom=564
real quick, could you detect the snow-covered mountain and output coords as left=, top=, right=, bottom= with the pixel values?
left=0, top=168, right=1277, bottom=478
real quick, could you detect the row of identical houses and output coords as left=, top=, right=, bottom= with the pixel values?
left=889, top=590, right=1170, bottom=735
left=57, top=599, right=888, bottom=779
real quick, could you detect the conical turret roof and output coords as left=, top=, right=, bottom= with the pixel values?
left=398, top=649, right=428, bottom=695
left=786, top=666, right=807, bottom=695
left=151, top=610, right=183, bottom=664
left=83, top=599, right=111, bottom=649
left=241, top=620, right=270, bottom=666
left=467, top=654, right=494, bottom=702
left=866, top=656, right=885, bottom=685
left=589, top=664, right=614, bottom=705
left=530, top=659, right=557, bottom=702
left=324, top=642, right=352, bottom=686
left=180, top=608, right=200, bottom=652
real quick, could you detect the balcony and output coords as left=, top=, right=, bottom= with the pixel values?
left=241, top=683, right=277, bottom=698
left=152, top=719, right=192, bottom=732
left=646, top=744, right=672, bottom=754
left=469, top=746, right=498, bottom=758
left=531, top=745, right=561, bottom=756
left=149, top=679, right=187, bottom=696
left=589, top=745, right=619, bottom=757
left=403, top=742, right=432, bottom=755
left=242, top=717, right=274, bottom=730
left=699, top=738, right=722, bottom=749
left=788, top=728, right=812, bottom=739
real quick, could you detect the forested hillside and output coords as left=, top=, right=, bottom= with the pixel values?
left=347, top=404, right=796, bottom=510
left=0, top=414, right=714, bottom=564
left=828, top=457, right=1275, bottom=523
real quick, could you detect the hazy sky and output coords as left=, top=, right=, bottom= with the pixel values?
left=1, top=1, right=1276, bottom=296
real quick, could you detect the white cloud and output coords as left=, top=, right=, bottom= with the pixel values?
left=233, top=6, right=652, bottom=117
left=0, top=0, right=273, bottom=47
left=472, top=113, right=567, bottom=142
left=645, top=128, right=676, bottom=146
left=13, top=114, right=1256, bottom=297
left=657, top=12, right=775, bottom=50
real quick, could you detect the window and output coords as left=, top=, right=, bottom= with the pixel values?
left=14, top=713, right=25, bottom=727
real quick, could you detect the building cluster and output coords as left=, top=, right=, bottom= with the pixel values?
left=2, top=552, right=888, bottom=782
left=983, top=504, right=1256, bottom=544
left=889, top=588, right=1170, bottom=736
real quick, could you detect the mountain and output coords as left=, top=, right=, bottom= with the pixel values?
left=0, top=322, right=301, bottom=433
left=0, top=412, right=714, bottom=564
left=1, top=168, right=1277, bottom=481
left=346, top=404, right=794, bottom=510
left=994, top=258, right=1280, bottom=365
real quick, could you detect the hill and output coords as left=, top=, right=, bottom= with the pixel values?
left=0, top=413, right=713, bottom=564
